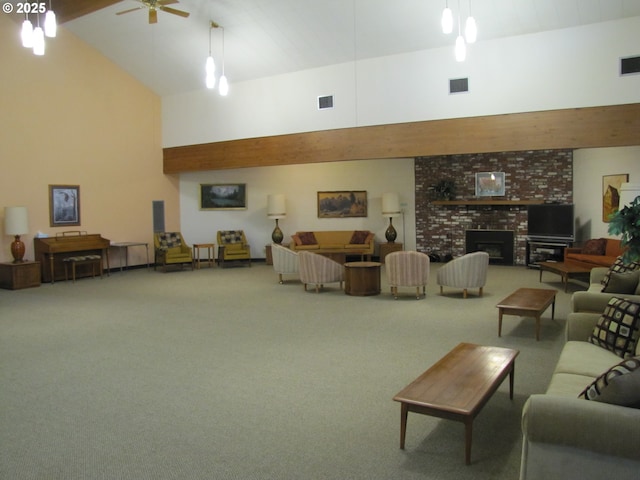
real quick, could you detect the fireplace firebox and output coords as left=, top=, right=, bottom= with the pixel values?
left=465, top=230, right=514, bottom=265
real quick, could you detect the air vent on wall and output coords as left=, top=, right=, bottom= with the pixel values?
left=449, top=77, right=469, bottom=94
left=620, top=55, right=640, bottom=76
left=318, top=95, right=334, bottom=110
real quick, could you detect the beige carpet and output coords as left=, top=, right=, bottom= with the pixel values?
left=0, top=262, right=586, bottom=480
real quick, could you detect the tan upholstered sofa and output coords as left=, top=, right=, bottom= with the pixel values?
left=571, top=267, right=640, bottom=313
left=519, top=310, right=640, bottom=480
left=564, top=238, right=624, bottom=269
left=290, top=231, right=375, bottom=259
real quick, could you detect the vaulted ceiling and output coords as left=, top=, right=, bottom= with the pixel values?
left=11, top=0, right=640, bottom=97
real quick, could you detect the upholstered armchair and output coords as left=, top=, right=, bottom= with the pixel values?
left=298, top=251, right=344, bottom=293
left=216, top=230, right=251, bottom=267
left=271, top=243, right=299, bottom=284
left=154, top=232, right=194, bottom=272
left=385, top=251, right=430, bottom=299
left=437, top=251, right=490, bottom=298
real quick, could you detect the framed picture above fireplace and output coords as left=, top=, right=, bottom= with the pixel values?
left=475, top=172, right=505, bottom=197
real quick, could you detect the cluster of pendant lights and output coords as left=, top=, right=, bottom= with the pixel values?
left=205, top=21, right=229, bottom=96
left=21, top=2, right=57, bottom=56
left=441, top=0, right=477, bottom=62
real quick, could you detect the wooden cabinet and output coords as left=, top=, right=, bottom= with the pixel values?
left=0, top=261, right=41, bottom=290
left=379, top=242, right=403, bottom=263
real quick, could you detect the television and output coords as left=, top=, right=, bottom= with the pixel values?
left=527, top=204, right=574, bottom=240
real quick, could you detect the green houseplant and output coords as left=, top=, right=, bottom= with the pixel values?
left=608, top=195, right=640, bottom=262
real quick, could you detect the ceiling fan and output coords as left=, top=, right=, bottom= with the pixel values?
left=116, top=0, right=190, bottom=24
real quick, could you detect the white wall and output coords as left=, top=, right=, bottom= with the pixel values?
left=573, top=146, right=640, bottom=241
left=163, top=17, right=640, bottom=147
left=179, top=158, right=416, bottom=259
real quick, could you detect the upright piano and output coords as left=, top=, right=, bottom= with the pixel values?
left=34, top=231, right=110, bottom=283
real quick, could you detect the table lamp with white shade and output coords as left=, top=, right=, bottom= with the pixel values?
left=382, top=193, right=401, bottom=243
left=267, top=194, right=286, bottom=244
left=4, top=206, right=29, bottom=263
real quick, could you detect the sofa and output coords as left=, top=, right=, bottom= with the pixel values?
left=572, top=267, right=640, bottom=313
left=519, top=308, right=640, bottom=480
left=290, top=230, right=375, bottom=261
left=564, top=237, right=624, bottom=269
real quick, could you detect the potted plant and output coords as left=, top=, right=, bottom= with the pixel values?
left=608, top=195, right=640, bottom=262
left=434, top=179, right=456, bottom=201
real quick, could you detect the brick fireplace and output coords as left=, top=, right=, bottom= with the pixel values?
left=414, top=149, right=573, bottom=266
left=465, top=229, right=515, bottom=265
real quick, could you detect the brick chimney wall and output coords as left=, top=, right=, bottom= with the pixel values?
left=414, top=149, right=573, bottom=265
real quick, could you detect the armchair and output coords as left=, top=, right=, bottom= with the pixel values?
left=153, top=232, right=193, bottom=272
left=436, top=251, right=489, bottom=298
left=271, top=243, right=299, bottom=284
left=216, top=230, right=251, bottom=268
left=298, top=251, right=344, bottom=293
left=385, top=251, right=430, bottom=299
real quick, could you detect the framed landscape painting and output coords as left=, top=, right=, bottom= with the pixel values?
left=49, top=185, right=81, bottom=227
left=475, top=172, right=505, bottom=197
left=317, top=191, right=367, bottom=218
left=200, top=184, right=247, bottom=210
left=602, top=173, right=628, bottom=222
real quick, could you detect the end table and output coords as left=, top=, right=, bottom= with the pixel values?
left=379, top=242, right=403, bottom=263
left=0, top=261, right=41, bottom=290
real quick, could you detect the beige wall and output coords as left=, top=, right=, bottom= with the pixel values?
left=0, top=16, right=179, bottom=266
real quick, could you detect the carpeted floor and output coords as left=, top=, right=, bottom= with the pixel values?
left=0, top=262, right=586, bottom=479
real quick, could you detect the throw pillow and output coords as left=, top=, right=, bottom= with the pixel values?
left=602, top=271, right=640, bottom=294
left=579, top=356, right=640, bottom=408
left=601, top=255, right=640, bottom=289
left=297, top=232, right=317, bottom=245
left=582, top=238, right=607, bottom=256
left=588, top=297, right=640, bottom=358
left=350, top=230, right=369, bottom=244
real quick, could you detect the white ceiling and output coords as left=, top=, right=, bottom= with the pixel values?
left=59, top=0, right=640, bottom=97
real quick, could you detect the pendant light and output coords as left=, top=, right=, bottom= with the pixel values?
left=441, top=1, right=453, bottom=34
left=32, top=14, right=45, bottom=56
left=454, top=1, right=465, bottom=62
left=44, top=1, right=57, bottom=38
left=21, top=14, right=33, bottom=48
left=465, top=0, right=477, bottom=43
left=205, top=21, right=217, bottom=89
left=218, top=26, right=228, bottom=96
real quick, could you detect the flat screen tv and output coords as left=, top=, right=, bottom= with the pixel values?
left=527, top=204, right=574, bottom=240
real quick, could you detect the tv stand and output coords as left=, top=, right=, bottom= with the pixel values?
left=525, top=237, right=573, bottom=268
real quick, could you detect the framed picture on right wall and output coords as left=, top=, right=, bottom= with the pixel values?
left=602, top=173, right=628, bottom=222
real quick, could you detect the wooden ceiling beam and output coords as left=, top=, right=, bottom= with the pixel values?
left=163, top=103, right=640, bottom=174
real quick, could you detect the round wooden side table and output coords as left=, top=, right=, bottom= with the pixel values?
left=344, top=261, right=382, bottom=296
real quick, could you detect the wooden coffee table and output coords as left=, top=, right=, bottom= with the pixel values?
left=393, top=343, right=519, bottom=465
left=538, top=261, right=591, bottom=292
left=344, top=261, right=382, bottom=296
left=496, top=288, right=556, bottom=341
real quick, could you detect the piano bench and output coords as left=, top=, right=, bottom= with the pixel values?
left=63, top=255, right=103, bottom=282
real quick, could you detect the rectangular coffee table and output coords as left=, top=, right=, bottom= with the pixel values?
left=392, top=342, right=519, bottom=465
left=496, top=287, right=556, bottom=341
left=538, top=261, right=591, bottom=292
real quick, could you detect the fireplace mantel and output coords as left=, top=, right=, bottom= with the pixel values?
left=432, top=200, right=543, bottom=206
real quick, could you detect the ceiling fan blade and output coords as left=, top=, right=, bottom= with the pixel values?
left=159, top=6, right=190, bottom=18
left=116, top=7, right=144, bottom=15
left=157, top=0, right=179, bottom=5
left=149, top=9, right=158, bottom=23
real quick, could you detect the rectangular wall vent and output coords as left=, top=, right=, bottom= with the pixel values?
left=449, top=77, right=469, bottom=94
left=620, top=55, right=640, bottom=76
left=318, top=95, right=334, bottom=110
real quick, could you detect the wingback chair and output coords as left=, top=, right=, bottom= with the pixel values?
left=437, top=251, right=490, bottom=298
left=217, top=230, right=251, bottom=267
left=385, top=251, right=430, bottom=299
left=271, top=243, right=299, bottom=284
left=298, top=251, right=344, bottom=293
left=154, top=232, right=194, bottom=272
